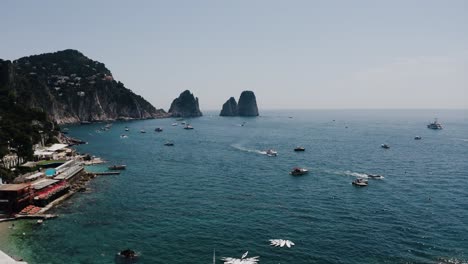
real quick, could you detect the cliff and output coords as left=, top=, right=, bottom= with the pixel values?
left=168, top=90, right=202, bottom=117
left=220, top=91, right=259, bottom=117
left=1, top=59, right=58, bottom=175
left=2, top=49, right=166, bottom=124
left=220, top=97, right=238, bottom=116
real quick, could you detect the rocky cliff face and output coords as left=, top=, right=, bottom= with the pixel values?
left=1, top=49, right=166, bottom=124
left=221, top=91, right=259, bottom=117
left=168, top=90, right=202, bottom=117
left=220, top=97, right=238, bottom=116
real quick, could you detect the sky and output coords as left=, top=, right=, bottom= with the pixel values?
left=1, top=0, right=467, bottom=110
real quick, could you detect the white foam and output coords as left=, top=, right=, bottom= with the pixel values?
left=231, top=144, right=266, bottom=155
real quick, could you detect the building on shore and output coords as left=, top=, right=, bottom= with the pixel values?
left=0, top=184, right=32, bottom=214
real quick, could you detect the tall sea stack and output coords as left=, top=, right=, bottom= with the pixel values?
left=220, top=97, right=238, bottom=116
left=237, top=91, right=259, bottom=116
left=168, top=90, right=202, bottom=117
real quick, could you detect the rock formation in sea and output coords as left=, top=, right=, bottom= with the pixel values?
left=168, top=90, right=202, bottom=117
left=220, top=91, right=259, bottom=117
left=0, top=49, right=167, bottom=124
left=220, top=97, right=238, bottom=116
left=238, top=91, right=259, bottom=116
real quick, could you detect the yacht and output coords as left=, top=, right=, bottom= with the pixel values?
left=294, top=146, right=305, bottom=151
left=290, top=167, right=308, bottom=176
left=352, top=178, right=368, bottom=186
left=381, top=144, right=390, bottom=149
left=266, top=149, right=277, bottom=157
left=427, top=118, right=442, bottom=130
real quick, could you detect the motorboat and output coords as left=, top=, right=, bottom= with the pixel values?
left=164, top=141, right=174, bottom=146
left=266, top=149, right=277, bottom=157
left=294, top=146, right=305, bottom=151
left=36, top=219, right=43, bottom=225
left=125, top=128, right=129, bottom=131
left=427, top=118, right=442, bottom=129
left=108, top=165, right=126, bottom=170
left=155, top=127, right=163, bottom=132
left=172, top=123, right=178, bottom=126
left=352, top=178, right=368, bottom=186
left=140, top=129, right=146, bottom=133
left=290, top=167, right=308, bottom=176
left=118, top=249, right=137, bottom=259
left=381, top=144, right=390, bottom=149
left=184, top=124, right=194, bottom=130
left=120, top=134, right=128, bottom=139
left=414, top=136, right=422, bottom=140
left=366, top=174, right=384, bottom=179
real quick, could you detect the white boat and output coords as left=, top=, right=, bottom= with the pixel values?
left=172, top=123, right=178, bottom=126
left=352, top=178, right=368, bottom=186
left=184, top=124, right=194, bottom=130
left=140, top=129, right=146, bottom=133
left=266, top=149, right=277, bottom=157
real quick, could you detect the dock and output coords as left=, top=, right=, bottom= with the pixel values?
left=93, top=171, right=120, bottom=175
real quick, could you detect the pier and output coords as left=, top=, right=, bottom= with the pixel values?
left=93, top=171, right=121, bottom=175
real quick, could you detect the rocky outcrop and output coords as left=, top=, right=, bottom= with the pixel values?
left=238, top=91, right=259, bottom=116
left=220, top=91, right=259, bottom=117
left=220, top=97, right=238, bottom=116
left=1, top=49, right=167, bottom=124
left=168, top=90, right=202, bottom=117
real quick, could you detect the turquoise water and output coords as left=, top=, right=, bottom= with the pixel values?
left=6, top=110, right=468, bottom=263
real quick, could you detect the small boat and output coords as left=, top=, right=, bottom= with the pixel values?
left=36, top=219, right=43, bottom=225
left=414, top=136, right=422, bottom=140
left=118, top=249, right=137, bottom=259
left=155, top=127, right=163, bottom=132
left=381, top=144, right=390, bottom=149
left=184, top=124, right=194, bottom=130
left=366, top=174, right=384, bottom=179
left=140, top=129, right=146, bottom=133
left=240, top=122, right=246, bottom=127
left=427, top=118, right=442, bottom=130
left=108, top=165, right=126, bottom=170
left=125, top=128, right=129, bottom=131
left=172, top=123, right=178, bottom=126
left=266, top=149, right=277, bottom=157
left=352, top=178, right=368, bottom=186
left=164, top=141, right=174, bottom=146
left=290, top=167, right=308, bottom=176
left=294, top=146, right=305, bottom=151
left=120, top=134, right=128, bottom=139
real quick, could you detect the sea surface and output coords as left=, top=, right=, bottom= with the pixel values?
left=3, top=110, right=468, bottom=264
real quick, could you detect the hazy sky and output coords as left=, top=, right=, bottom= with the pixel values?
left=1, top=0, right=467, bottom=110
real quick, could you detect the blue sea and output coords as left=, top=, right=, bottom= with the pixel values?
left=4, top=110, right=468, bottom=264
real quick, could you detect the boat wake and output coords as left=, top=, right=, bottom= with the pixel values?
left=231, top=144, right=267, bottom=155
left=343, top=170, right=369, bottom=178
